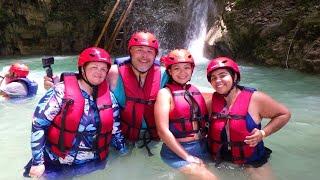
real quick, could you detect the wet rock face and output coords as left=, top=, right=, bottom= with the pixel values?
left=222, top=0, right=320, bottom=73
left=0, top=0, right=109, bottom=55
left=0, top=0, right=187, bottom=56
left=110, top=0, right=188, bottom=56
left=1, top=0, right=318, bottom=73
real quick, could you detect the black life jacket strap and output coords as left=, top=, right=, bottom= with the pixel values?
left=126, top=96, right=155, bottom=105
left=58, top=98, right=74, bottom=152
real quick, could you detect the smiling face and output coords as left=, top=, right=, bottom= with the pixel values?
left=168, top=63, right=193, bottom=85
left=130, top=46, right=157, bottom=72
left=83, top=61, right=109, bottom=86
left=209, top=68, right=236, bottom=94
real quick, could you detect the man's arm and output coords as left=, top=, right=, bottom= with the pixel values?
left=106, top=64, right=119, bottom=91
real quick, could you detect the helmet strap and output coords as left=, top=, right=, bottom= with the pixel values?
left=217, top=74, right=239, bottom=97
left=79, top=67, right=98, bottom=99
left=222, top=82, right=237, bottom=97
left=219, top=69, right=238, bottom=97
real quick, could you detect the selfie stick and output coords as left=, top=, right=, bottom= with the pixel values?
left=42, top=57, right=54, bottom=78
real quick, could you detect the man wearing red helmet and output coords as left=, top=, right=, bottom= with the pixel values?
left=107, top=31, right=169, bottom=155
left=24, top=47, right=127, bottom=179
left=206, top=57, right=291, bottom=179
left=0, top=63, right=38, bottom=98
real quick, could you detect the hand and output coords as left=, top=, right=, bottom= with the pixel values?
left=29, top=164, right=45, bottom=178
left=185, top=155, right=204, bottom=165
left=244, top=128, right=264, bottom=147
left=43, top=75, right=58, bottom=90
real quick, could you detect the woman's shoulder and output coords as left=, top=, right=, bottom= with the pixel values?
left=159, top=87, right=171, bottom=95
left=156, top=87, right=172, bottom=102
left=250, top=90, right=270, bottom=102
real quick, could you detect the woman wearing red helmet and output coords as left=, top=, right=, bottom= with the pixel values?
left=155, top=49, right=217, bottom=180
left=0, top=63, right=38, bottom=98
left=24, top=47, right=127, bottom=179
left=206, top=57, right=291, bottom=179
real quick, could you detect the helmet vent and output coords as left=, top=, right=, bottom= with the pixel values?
left=89, top=53, right=95, bottom=57
left=152, top=40, right=156, bottom=43
left=169, top=57, right=175, bottom=60
left=222, top=60, right=228, bottom=64
left=134, top=38, right=139, bottom=42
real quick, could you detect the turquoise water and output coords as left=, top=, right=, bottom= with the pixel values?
left=0, top=56, right=319, bottom=180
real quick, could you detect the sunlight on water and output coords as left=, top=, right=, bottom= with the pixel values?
left=0, top=56, right=320, bottom=180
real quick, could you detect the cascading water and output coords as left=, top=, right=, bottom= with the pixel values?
left=185, top=0, right=213, bottom=63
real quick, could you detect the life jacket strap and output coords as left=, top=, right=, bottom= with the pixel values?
left=138, top=129, right=153, bottom=157
left=211, top=112, right=246, bottom=120
left=126, top=96, right=155, bottom=105
left=58, top=98, right=74, bottom=152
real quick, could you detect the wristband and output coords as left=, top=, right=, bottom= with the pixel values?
left=260, top=130, right=266, bottom=139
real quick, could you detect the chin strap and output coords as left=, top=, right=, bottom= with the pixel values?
left=221, top=82, right=238, bottom=97
left=80, top=68, right=98, bottom=100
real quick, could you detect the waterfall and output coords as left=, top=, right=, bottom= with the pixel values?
left=185, top=0, right=212, bottom=63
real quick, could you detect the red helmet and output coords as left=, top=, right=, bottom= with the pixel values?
left=162, top=49, right=195, bottom=69
left=9, top=63, right=29, bottom=78
left=78, top=47, right=111, bottom=67
left=128, top=31, right=159, bottom=53
left=206, top=57, right=240, bottom=82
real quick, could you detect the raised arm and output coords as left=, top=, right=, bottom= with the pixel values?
left=43, top=75, right=59, bottom=90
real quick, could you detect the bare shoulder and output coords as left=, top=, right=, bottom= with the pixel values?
left=157, top=87, right=171, bottom=98
left=250, top=91, right=280, bottom=106
left=250, top=90, right=290, bottom=118
left=251, top=91, right=270, bottom=101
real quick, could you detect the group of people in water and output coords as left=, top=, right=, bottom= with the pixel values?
left=1, top=31, right=291, bottom=180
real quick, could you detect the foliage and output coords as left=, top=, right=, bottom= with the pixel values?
left=234, top=0, right=261, bottom=8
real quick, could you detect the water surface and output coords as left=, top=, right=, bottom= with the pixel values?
left=0, top=56, right=319, bottom=180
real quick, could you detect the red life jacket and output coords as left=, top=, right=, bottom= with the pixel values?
left=208, top=88, right=255, bottom=164
left=47, top=73, right=113, bottom=160
left=166, top=83, right=208, bottom=138
left=118, top=63, right=161, bottom=142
